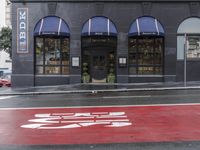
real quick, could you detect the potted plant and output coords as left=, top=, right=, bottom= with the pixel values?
left=82, top=72, right=90, bottom=83
left=82, top=63, right=90, bottom=83
left=107, top=68, right=115, bottom=83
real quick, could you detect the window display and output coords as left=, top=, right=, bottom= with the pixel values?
left=35, top=37, right=70, bottom=75
left=129, top=37, right=163, bottom=75
left=187, top=36, right=200, bottom=59
left=177, top=17, right=200, bottom=60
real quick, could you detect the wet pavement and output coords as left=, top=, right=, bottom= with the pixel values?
left=1, top=81, right=200, bottom=95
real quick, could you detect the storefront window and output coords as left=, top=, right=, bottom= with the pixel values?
left=129, top=37, right=163, bottom=75
left=187, top=36, right=200, bottom=59
left=35, top=37, right=70, bottom=75
left=36, top=38, right=44, bottom=65
left=177, top=17, right=200, bottom=60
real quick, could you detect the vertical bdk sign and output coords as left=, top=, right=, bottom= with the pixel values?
left=17, top=8, right=28, bottom=53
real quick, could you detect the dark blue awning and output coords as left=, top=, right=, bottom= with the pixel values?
left=34, top=16, right=70, bottom=37
left=81, top=16, right=117, bottom=37
left=128, top=16, right=165, bottom=37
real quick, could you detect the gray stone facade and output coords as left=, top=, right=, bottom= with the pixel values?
left=11, top=0, right=200, bottom=87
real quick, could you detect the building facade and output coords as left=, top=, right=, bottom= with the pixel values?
left=0, top=0, right=12, bottom=76
left=6, top=0, right=12, bottom=28
left=11, top=0, right=200, bottom=87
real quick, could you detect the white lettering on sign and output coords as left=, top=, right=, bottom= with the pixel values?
left=21, top=112, right=132, bottom=129
left=19, top=11, right=26, bottom=20
left=17, top=8, right=28, bottom=53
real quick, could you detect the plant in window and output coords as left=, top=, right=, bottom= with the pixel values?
left=82, top=62, right=90, bottom=83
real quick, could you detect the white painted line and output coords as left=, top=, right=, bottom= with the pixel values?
left=92, top=112, right=108, bottom=115
left=62, top=120, right=95, bottom=123
left=98, top=116, right=127, bottom=118
left=96, top=119, right=129, bottom=122
left=1, top=103, right=200, bottom=110
left=61, top=119, right=129, bottom=123
left=62, top=116, right=94, bottom=119
left=103, top=95, right=151, bottom=99
left=0, top=96, right=16, bottom=100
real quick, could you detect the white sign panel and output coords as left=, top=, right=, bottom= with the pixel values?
left=119, top=57, right=127, bottom=67
left=17, top=8, right=28, bottom=53
left=72, top=57, right=79, bottom=67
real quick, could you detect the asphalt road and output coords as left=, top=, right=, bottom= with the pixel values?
left=1, top=89, right=200, bottom=108
left=1, top=89, right=200, bottom=150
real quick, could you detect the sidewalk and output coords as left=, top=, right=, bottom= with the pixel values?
left=1, top=81, right=200, bottom=96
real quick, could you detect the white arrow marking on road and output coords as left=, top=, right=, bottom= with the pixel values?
left=106, top=122, right=132, bottom=127
left=21, top=123, right=81, bottom=129
left=21, top=123, right=47, bottom=129
left=29, top=117, right=61, bottom=124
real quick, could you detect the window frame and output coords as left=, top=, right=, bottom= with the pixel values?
left=128, top=36, right=164, bottom=75
left=177, top=33, right=200, bottom=60
left=34, top=36, right=70, bottom=75
left=177, top=17, right=200, bottom=60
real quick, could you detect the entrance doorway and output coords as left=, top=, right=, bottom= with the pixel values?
left=84, top=49, right=115, bottom=83
left=81, top=16, right=118, bottom=83
left=92, top=53, right=107, bottom=82
left=82, top=37, right=116, bottom=83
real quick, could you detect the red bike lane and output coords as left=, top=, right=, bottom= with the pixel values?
left=0, top=104, right=200, bottom=145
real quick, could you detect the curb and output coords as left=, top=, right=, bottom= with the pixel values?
left=0, top=86, right=200, bottom=96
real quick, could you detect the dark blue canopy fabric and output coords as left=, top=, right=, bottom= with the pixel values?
left=81, top=16, right=117, bottom=36
left=128, top=16, right=165, bottom=37
left=34, top=16, right=70, bottom=37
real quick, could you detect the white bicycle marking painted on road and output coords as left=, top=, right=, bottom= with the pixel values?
left=21, top=112, right=132, bottom=129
